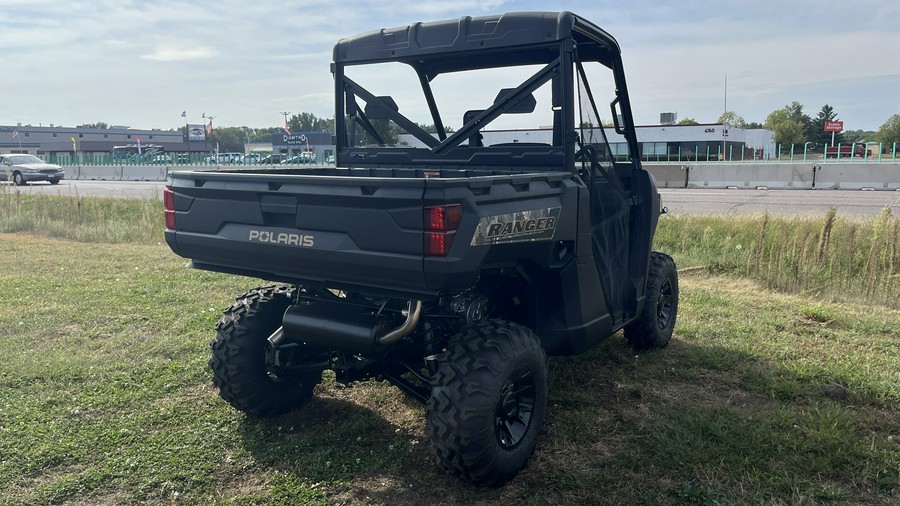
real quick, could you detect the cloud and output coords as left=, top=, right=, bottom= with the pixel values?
left=141, top=45, right=218, bottom=61
left=400, top=0, right=510, bottom=15
left=4, top=0, right=900, bottom=130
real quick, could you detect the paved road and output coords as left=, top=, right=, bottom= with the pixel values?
left=3, top=180, right=164, bottom=200
left=5, top=180, right=899, bottom=219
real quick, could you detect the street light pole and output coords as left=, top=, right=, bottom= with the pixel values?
left=280, top=112, right=292, bottom=156
left=722, top=73, right=727, bottom=161
left=207, top=115, right=216, bottom=156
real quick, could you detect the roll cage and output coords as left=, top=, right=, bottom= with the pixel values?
left=331, top=11, right=641, bottom=171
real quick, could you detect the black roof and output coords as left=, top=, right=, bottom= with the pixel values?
left=333, top=11, right=621, bottom=73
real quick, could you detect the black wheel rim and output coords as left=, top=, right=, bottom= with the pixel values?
left=656, top=278, right=675, bottom=330
left=495, top=367, right=536, bottom=449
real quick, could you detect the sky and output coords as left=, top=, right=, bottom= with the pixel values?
left=2, top=0, right=899, bottom=132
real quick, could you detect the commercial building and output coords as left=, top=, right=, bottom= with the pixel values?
left=271, top=132, right=335, bottom=162
left=0, top=124, right=338, bottom=164
left=0, top=124, right=205, bottom=157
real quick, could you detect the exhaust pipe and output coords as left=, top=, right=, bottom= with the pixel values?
left=379, top=300, right=422, bottom=345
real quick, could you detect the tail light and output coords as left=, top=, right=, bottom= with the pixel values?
left=163, top=187, right=176, bottom=230
left=424, top=204, right=462, bottom=256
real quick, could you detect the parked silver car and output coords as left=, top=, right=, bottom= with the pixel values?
left=1, top=154, right=65, bottom=186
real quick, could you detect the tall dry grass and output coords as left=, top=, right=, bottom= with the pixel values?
left=0, top=185, right=162, bottom=243
left=3, top=187, right=897, bottom=307
left=655, top=206, right=900, bottom=308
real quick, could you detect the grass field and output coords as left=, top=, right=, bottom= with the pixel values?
left=3, top=189, right=896, bottom=307
left=0, top=194, right=898, bottom=505
left=654, top=207, right=900, bottom=309
left=0, top=189, right=160, bottom=244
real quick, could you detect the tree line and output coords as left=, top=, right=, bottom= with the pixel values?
left=163, top=113, right=335, bottom=153
left=172, top=112, right=416, bottom=152
left=680, top=104, right=900, bottom=150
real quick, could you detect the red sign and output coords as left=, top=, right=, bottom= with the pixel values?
left=824, top=121, right=844, bottom=132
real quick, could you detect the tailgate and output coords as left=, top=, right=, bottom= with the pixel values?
left=165, top=171, right=427, bottom=295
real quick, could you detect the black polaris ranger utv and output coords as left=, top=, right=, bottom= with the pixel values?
left=164, top=11, right=678, bottom=486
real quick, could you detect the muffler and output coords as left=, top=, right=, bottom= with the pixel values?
left=279, top=299, right=421, bottom=355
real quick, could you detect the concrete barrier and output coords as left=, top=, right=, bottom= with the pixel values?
left=645, top=164, right=689, bottom=188
left=121, top=165, right=167, bottom=181
left=63, top=166, right=80, bottom=180
left=77, top=165, right=123, bottom=181
left=57, top=161, right=900, bottom=189
left=687, top=163, right=806, bottom=189
left=812, top=164, right=900, bottom=190
left=645, top=161, right=900, bottom=190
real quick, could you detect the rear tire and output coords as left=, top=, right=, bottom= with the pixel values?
left=209, top=286, right=322, bottom=417
left=427, top=320, right=548, bottom=486
left=624, top=252, right=679, bottom=350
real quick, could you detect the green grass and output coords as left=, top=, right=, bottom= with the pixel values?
left=0, top=230, right=897, bottom=505
left=0, top=193, right=898, bottom=504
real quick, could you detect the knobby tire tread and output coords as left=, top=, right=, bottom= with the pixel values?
left=427, top=320, right=547, bottom=486
left=624, top=252, right=679, bottom=350
left=209, top=286, right=321, bottom=417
